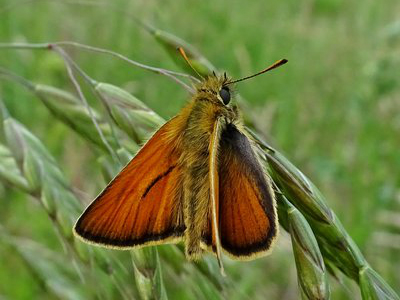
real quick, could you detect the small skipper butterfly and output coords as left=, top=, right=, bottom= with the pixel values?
left=74, top=49, right=287, bottom=275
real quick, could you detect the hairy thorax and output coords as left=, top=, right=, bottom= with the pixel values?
left=181, top=96, right=238, bottom=172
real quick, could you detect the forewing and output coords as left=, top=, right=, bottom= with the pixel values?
left=74, top=118, right=185, bottom=248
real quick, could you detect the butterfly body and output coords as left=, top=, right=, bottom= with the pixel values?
left=74, top=72, right=280, bottom=271
left=178, top=76, right=241, bottom=259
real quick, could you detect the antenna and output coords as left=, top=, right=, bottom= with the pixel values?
left=227, top=59, right=288, bottom=85
left=177, top=47, right=204, bottom=80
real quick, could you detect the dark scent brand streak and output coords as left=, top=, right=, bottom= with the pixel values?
left=142, top=165, right=176, bottom=199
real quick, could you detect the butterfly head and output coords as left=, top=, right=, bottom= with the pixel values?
left=195, top=72, right=234, bottom=106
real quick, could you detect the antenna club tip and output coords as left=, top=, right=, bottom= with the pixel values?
left=282, top=59, right=288, bottom=64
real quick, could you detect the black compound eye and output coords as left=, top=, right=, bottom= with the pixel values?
left=219, top=87, right=230, bottom=105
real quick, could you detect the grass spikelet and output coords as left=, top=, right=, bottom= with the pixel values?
left=282, top=195, right=330, bottom=299
left=95, top=82, right=164, bottom=143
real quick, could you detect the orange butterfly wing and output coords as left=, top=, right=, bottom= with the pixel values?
left=205, top=124, right=278, bottom=260
left=74, top=118, right=185, bottom=248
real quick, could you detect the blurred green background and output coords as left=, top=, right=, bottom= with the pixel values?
left=0, top=0, right=399, bottom=299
